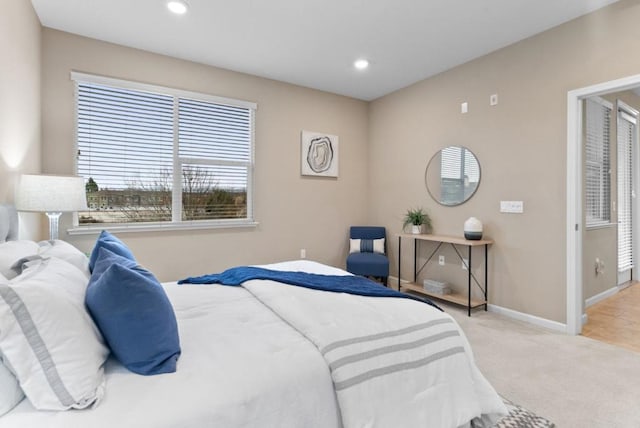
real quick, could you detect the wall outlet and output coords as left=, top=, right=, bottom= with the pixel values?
left=300, top=249, right=306, bottom=259
left=462, top=259, right=468, bottom=270
left=438, top=255, right=445, bottom=266
left=595, top=258, right=604, bottom=275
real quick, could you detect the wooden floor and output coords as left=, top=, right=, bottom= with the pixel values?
left=582, top=281, right=640, bottom=353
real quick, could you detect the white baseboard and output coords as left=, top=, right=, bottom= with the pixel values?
left=389, top=275, right=568, bottom=333
left=487, top=304, right=567, bottom=333
left=585, top=285, right=619, bottom=308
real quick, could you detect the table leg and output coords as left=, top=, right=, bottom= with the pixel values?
left=398, top=236, right=402, bottom=292
left=413, top=239, right=417, bottom=283
left=468, top=246, right=472, bottom=317
left=485, top=244, right=488, bottom=311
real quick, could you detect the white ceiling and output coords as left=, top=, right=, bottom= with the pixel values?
left=31, top=0, right=619, bottom=101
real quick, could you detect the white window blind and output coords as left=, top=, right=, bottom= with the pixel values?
left=585, top=97, right=612, bottom=228
left=178, top=98, right=252, bottom=220
left=617, top=103, right=637, bottom=273
left=439, top=146, right=480, bottom=204
left=73, top=73, right=255, bottom=227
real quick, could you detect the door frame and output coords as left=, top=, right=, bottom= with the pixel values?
left=567, top=73, right=640, bottom=335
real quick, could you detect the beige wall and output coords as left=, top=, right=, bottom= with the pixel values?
left=41, top=29, right=370, bottom=281
left=0, top=0, right=42, bottom=239
left=583, top=226, right=617, bottom=300
left=17, top=0, right=640, bottom=321
left=369, top=0, right=640, bottom=323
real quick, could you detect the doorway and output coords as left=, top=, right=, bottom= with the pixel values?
left=567, top=73, right=640, bottom=335
left=581, top=94, right=638, bottom=303
left=579, top=92, right=640, bottom=349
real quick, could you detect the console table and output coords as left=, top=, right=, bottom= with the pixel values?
left=397, top=233, right=493, bottom=316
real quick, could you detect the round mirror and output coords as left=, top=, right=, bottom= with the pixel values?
left=425, top=146, right=481, bottom=206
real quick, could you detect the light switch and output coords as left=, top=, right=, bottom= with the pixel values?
left=500, top=200, right=524, bottom=213
left=461, top=102, right=468, bottom=114
left=490, top=94, right=498, bottom=106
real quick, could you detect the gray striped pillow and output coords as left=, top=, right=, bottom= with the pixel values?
left=0, top=258, right=109, bottom=410
left=349, top=238, right=385, bottom=254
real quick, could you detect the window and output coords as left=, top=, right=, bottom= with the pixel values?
left=585, top=97, right=612, bottom=228
left=617, top=101, right=637, bottom=273
left=72, top=73, right=256, bottom=230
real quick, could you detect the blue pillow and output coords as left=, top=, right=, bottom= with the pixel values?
left=86, top=257, right=181, bottom=375
left=88, top=230, right=135, bottom=273
left=90, top=246, right=137, bottom=280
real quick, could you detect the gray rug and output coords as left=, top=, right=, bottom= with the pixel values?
left=493, top=398, right=555, bottom=428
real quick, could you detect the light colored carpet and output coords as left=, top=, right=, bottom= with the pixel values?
left=444, top=303, right=640, bottom=428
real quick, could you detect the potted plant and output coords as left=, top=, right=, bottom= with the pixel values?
left=403, top=207, right=431, bottom=234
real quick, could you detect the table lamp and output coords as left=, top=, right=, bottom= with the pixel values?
left=15, top=174, right=88, bottom=240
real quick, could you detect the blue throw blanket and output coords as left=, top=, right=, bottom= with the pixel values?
left=179, top=266, right=441, bottom=311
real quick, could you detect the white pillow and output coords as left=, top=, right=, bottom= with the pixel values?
left=349, top=238, right=385, bottom=254
left=0, top=273, right=25, bottom=416
left=38, top=240, right=90, bottom=279
left=0, top=240, right=39, bottom=279
left=0, top=257, right=109, bottom=410
left=0, top=357, right=24, bottom=416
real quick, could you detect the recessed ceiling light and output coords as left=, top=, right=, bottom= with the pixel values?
left=167, top=0, right=189, bottom=15
left=354, top=59, right=369, bottom=70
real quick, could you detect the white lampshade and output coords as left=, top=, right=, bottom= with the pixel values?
left=16, top=174, right=88, bottom=213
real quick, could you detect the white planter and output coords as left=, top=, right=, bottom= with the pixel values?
left=411, top=225, right=422, bottom=234
left=464, top=217, right=483, bottom=240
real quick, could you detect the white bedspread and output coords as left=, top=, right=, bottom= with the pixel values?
left=2, top=279, right=341, bottom=428
left=2, top=260, right=505, bottom=428
left=251, top=261, right=507, bottom=428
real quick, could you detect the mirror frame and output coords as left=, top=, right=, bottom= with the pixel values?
left=425, top=145, right=481, bottom=207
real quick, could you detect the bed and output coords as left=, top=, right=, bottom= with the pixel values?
left=0, top=204, right=506, bottom=427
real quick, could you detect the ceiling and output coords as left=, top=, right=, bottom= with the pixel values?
left=31, top=0, right=620, bottom=101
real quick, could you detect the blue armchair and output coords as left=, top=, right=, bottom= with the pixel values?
left=346, top=226, right=389, bottom=286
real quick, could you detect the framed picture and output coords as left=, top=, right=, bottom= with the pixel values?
left=301, top=131, right=339, bottom=177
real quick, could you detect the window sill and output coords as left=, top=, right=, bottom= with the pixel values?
left=67, top=220, right=259, bottom=235
left=586, top=222, right=616, bottom=231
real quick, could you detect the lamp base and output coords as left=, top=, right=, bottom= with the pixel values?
left=46, top=212, right=62, bottom=241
